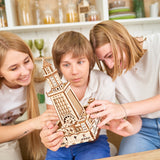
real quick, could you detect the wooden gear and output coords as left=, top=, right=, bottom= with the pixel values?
left=42, top=59, right=99, bottom=147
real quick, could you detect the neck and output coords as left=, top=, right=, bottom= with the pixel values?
left=3, top=80, right=21, bottom=89
left=71, top=83, right=88, bottom=101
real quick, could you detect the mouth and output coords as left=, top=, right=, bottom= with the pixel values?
left=71, top=78, right=81, bottom=83
left=18, top=75, right=30, bottom=82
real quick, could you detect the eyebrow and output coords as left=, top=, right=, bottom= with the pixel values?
left=8, top=55, right=30, bottom=69
left=61, top=56, right=86, bottom=63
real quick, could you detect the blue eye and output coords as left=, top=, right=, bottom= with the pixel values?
left=63, top=64, right=69, bottom=67
left=78, top=61, right=83, bottom=64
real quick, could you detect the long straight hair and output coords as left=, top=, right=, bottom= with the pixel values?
left=90, top=20, right=145, bottom=80
left=0, top=31, right=45, bottom=160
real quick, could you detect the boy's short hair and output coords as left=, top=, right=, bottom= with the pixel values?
left=52, top=31, right=95, bottom=76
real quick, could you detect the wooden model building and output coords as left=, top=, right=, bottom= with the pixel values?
left=42, top=59, right=99, bottom=147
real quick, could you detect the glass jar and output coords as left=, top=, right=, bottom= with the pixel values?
left=66, top=3, right=78, bottom=23
left=57, top=0, right=64, bottom=23
left=33, top=0, right=42, bottom=25
left=0, top=6, right=7, bottom=27
left=88, top=5, right=99, bottom=21
left=78, top=0, right=90, bottom=22
left=43, top=9, right=55, bottom=24
left=17, top=0, right=33, bottom=25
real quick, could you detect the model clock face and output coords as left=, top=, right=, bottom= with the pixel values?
left=64, top=115, right=76, bottom=125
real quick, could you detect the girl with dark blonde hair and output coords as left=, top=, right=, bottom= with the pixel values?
left=0, top=31, right=56, bottom=160
left=87, top=20, right=160, bottom=154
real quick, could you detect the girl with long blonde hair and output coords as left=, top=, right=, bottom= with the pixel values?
left=0, top=31, right=56, bottom=160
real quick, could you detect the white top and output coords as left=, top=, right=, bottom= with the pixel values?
left=45, top=69, right=116, bottom=135
left=0, top=83, right=27, bottom=125
left=115, top=33, right=160, bottom=119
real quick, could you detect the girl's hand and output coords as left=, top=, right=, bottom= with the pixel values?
left=101, top=116, right=142, bottom=137
left=86, top=100, right=126, bottom=127
left=40, top=121, right=64, bottom=151
left=32, top=109, right=59, bottom=130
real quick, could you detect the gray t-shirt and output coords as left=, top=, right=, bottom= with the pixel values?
left=0, top=83, right=27, bottom=125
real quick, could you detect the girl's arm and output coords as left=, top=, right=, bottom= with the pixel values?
left=0, top=109, right=57, bottom=143
left=86, top=95, right=160, bottom=125
left=123, top=95, right=160, bottom=116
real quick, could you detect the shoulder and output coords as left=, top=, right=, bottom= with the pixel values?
left=90, top=70, right=115, bottom=88
left=89, top=70, right=115, bottom=102
left=91, top=69, right=112, bottom=80
left=143, top=33, right=160, bottom=48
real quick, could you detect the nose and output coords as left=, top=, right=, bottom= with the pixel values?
left=71, top=64, right=78, bottom=75
left=20, top=66, right=29, bottom=76
left=104, top=59, right=114, bottom=69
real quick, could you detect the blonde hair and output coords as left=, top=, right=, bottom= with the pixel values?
left=0, top=31, right=45, bottom=160
left=52, top=31, right=95, bottom=77
left=90, top=20, right=145, bottom=80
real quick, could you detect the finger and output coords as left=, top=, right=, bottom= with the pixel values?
left=90, top=109, right=111, bottom=119
left=48, top=131, right=64, bottom=142
left=42, top=113, right=59, bottom=123
left=86, top=100, right=108, bottom=111
left=50, top=138, right=63, bottom=151
left=46, top=121, right=55, bottom=129
left=40, top=125, right=59, bottom=138
left=40, top=128, right=52, bottom=138
left=117, top=120, right=132, bottom=130
left=97, top=116, right=113, bottom=128
left=46, top=132, right=64, bottom=148
left=88, top=104, right=108, bottom=115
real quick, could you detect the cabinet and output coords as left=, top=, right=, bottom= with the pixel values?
left=1, top=0, right=159, bottom=30
left=1, top=0, right=160, bottom=43
left=0, top=0, right=159, bottom=60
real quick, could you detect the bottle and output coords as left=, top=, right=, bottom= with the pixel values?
left=17, top=0, right=33, bottom=25
left=0, top=0, right=7, bottom=27
left=150, top=0, right=159, bottom=17
left=66, top=2, right=78, bottom=23
left=33, top=0, right=42, bottom=25
left=57, top=0, right=64, bottom=23
left=43, top=9, right=55, bottom=24
left=77, top=0, right=90, bottom=22
left=133, top=0, right=145, bottom=18
left=88, top=5, right=99, bottom=21
left=0, top=6, right=7, bottom=27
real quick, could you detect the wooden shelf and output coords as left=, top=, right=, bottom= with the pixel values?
left=1, top=17, right=160, bottom=33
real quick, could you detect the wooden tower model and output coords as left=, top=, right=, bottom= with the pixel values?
left=42, top=59, right=99, bottom=147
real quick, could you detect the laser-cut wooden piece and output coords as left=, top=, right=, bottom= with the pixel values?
left=42, top=59, right=99, bottom=147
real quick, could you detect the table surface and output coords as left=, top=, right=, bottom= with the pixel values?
left=96, top=149, right=160, bottom=160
